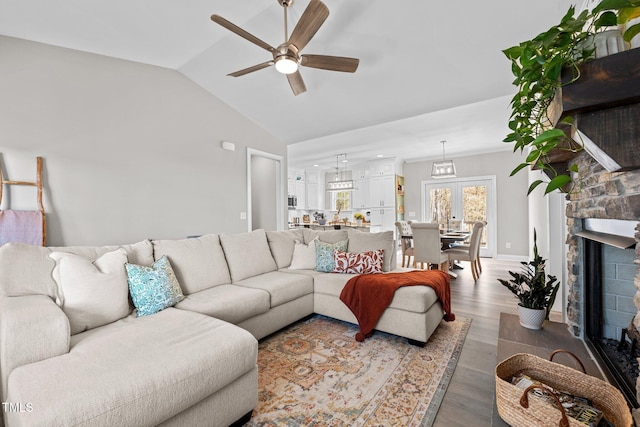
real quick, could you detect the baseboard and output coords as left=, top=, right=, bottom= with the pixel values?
left=493, top=254, right=528, bottom=262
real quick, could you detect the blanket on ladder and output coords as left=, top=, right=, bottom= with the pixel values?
left=339, top=270, right=455, bottom=342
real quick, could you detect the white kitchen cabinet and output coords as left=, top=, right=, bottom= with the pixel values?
left=369, top=175, right=395, bottom=208
left=306, top=182, right=321, bottom=209
left=351, top=178, right=370, bottom=209
left=369, top=161, right=395, bottom=176
left=304, top=171, right=323, bottom=210
left=351, top=167, right=370, bottom=180
left=295, top=181, right=306, bottom=209
left=287, top=179, right=306, bottom=209
left=287, top=169, right=306, bottom=208
left=369, top=207, right=395, bottom=234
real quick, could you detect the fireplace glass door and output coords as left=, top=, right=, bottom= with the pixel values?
left=584, top=238, right=639, bottom=407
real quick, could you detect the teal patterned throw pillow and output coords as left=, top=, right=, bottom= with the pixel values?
left=126, top=256, right=184, bottom=317
left=315, top=239, right=348, bottom=273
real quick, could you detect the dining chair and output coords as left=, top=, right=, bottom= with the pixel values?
left=445, top=221, right=484, bottom=281
left=395, top=221, right=414, bottom=268
left=454, top=221, right=487, bottom=272
left=410, top=222, right=449, bottom=272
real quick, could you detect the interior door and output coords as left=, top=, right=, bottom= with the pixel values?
left=423, top=176, right=496, bottom=257
left=247, top=149, right=285, bottom=231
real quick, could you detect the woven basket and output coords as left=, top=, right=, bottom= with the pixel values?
left=495, top=352, right=633, bottom=427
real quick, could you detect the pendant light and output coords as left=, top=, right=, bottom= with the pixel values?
left=326, top=153, right=355, bottom=192
left=431, top=140, right=457, bottom=179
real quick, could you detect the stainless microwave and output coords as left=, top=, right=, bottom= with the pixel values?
left=288, top=195, right=297, bottom=208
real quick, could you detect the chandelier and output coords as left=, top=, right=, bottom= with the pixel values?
left=431, top=140, right=457, bottom=179
left=326, top=153, right=355, bottom=192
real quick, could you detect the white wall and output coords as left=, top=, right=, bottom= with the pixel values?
left=0, top=36, right=285, bottom=246
left=403, top=150, right=530, bottom=258
left=528, top=169, right=568, bottom=317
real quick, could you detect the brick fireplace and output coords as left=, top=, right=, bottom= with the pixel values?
left=565, top=152, right=640, bottom=410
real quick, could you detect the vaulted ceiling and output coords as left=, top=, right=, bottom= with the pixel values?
left=0, top=0, right=576, bottom=170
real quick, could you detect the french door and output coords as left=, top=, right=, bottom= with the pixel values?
left=422, top=176, right=496, bottom=257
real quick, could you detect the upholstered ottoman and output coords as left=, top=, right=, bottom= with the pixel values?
left=311, top=272, right=445, bottom=345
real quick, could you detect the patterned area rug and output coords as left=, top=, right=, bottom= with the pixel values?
left=246, top=315, right=471, bottom=427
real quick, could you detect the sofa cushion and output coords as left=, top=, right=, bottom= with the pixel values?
left=49, top=248, right=130, bottom=335
left=315, top=239, right=348, bottom=273
left=152, top=234, right=230, bottom=294
left=347, top=229, right=396, bottom=272
left=175, top=284, right=270, bottom=324
left=333, top=249, right=384, bottom=274
left=313, top=272, right=439, bottom=313
left=266, top=229, right=304, bottom=269
left=220, top=229, right=277, bottom=282
left=303, top=228, right=348, bottom=244
left=126, top=256, right=185, bottom=317
left=233, top=271, right=313, bottom=308
left=289, top=238, right=317, bottom=270
left=0, top=240, right=153, bottom=299
left=6, top=308, right=257, bottom=427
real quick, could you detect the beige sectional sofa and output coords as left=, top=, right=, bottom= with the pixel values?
left=0, top=228, right=446, bottom=427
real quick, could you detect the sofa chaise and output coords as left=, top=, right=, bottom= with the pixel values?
left=0, top=227, right=447, bottom=427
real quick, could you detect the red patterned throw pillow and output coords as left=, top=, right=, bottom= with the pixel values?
left=333, top=249, right=384, bottom=274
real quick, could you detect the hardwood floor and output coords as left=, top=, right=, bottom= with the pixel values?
left=426, top=257, right=525, bottom=426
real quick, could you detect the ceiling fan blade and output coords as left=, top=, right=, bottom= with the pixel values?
left=301, top=54, right=359, bottom=73
left=287, top=71, right=307, bottom=96
left=288, top=0, right=329, bottom=52
left=228, top=61, right=273, bottom=77
left=211, top=15, right=275, bottom=52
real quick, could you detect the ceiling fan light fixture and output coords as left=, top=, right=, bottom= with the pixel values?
left=431, top=140, right=457, bottom=179
left=274, top=55, right=299, bottom=74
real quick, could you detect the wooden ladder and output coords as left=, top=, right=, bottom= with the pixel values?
left=0, top=156, right=46, bottom=245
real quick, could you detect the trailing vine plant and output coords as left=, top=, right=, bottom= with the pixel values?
left=503, top=0, right=640, bottom=195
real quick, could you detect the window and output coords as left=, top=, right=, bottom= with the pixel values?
left=334, top=191, right=351, bottom=211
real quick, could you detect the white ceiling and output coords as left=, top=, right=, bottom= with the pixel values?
left=0, top=0, right=577, bottom=171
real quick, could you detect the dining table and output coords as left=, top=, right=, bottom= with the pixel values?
left=439, top=231, right=471, bottom=250
left=400, top=231, right=470, bottom=250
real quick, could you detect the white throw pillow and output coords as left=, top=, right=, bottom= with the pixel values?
left=49, top=248, right=130, bottom=335
left=220, top=229, right=277, bottom=282
left=152, top=234, right=231, bottom=294
left=288, top=238, right=317, bottom=270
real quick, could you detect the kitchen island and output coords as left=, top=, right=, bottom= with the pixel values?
left=288, top=222, right=370, bottom=232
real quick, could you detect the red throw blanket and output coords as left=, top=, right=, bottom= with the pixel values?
left=339, top=270, right=455, bottom=342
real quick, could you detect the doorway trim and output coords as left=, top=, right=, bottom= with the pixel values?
left=246, top=148, right=286, bottom=232
left=421, top=175, right=497, bottom=258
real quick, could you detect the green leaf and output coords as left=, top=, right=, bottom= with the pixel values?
left=503, top=46, right=523, bottom=59
left=595, top=11, right=618, bottom=28
left=569, top=164, right=579, bottom=173
left=543, top=57, right=564, bottom=80
left=593, top=0, right=635, bottom=13
left=527, top=180, right=545, bottom=195
left=510, top=163, right=529, bottom=176
left=526, top=149, right=541, bottom=163
left=532, top=128, right=565, bottom=145
left=623, top=22, right=640, bottom=42
left=618, top=6, right=640, bottom=23
left=559, top=116, right=574, bottom=125
left=545, top=174, right=572, bottom=194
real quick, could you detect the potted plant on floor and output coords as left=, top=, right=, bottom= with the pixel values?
left=498, top=229, right=560, bottom=330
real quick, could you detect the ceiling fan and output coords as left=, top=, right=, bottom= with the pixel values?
left=211, top=0, right=359, bottom=96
